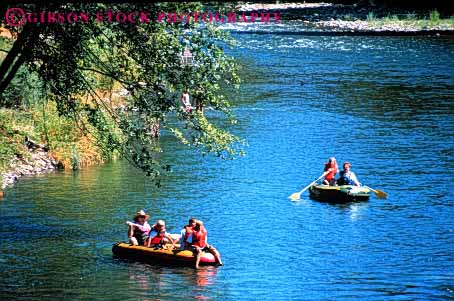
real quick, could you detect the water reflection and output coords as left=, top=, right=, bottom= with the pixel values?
left=186, top=267, right=218, bottom=301
left=122, top=261, right=218, bottom=300
left=341, top=202, right=370, bottom=222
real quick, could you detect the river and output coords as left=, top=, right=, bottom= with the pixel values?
left=1, top=32, right=453, bottom=300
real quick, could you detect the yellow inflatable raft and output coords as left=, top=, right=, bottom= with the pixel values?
left=112, top=242, right=217, bottom=266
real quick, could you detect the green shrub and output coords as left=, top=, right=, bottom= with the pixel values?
left=343, top=14, right=354, bottom=21
left=0, top=66, right=45, bottom=109
left=70, top=144, right=80, bottom=170
left=405, top=12, right=417, bottom=20
left=391, top=15, right=400, bottom=21
left=367, top=12, right=376, bottom=22
left=430, top=10, right=440, bottom=23
left=0, top=109, right=32, bottom=173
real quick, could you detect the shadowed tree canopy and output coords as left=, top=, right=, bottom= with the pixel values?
left=0, top=2, right=243, bottom=182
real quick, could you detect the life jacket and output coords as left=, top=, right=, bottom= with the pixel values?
left=324, top=163, right=338, bottom=181
left=192, top=228, right=207, bottom=248
left=338, top=171, right=354, bottom=185
left=183, top=225, right=193, bottom=247
left=150, top=226, right=166, bottom=245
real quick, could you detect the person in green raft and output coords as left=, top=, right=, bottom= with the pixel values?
left=337, top=162, right=361, bottom=186
left=323, top=157, right=339, bottom=185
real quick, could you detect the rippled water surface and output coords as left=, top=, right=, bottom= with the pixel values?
left=1, top=32, right=453, bottom=300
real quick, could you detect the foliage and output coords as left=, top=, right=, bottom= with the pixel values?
left=0, top=104, right=110, bottom=172
left=170, top=111, right=244, bottom=159
left=343, top=14, right=354, bottom=21
left=390, top=14, right=400, bottom=21
left=0, top=109, right=30, bottom=174
left=405, top=12, right=417, bottom=20
left=31, top=102, right=108, bottom=169
left=429, top=10, right=440, bottom=24
left=365, top=9, right=453, bottom=30
left=0, top=37, right=45, bottom=108
left=366, top=12, right=376, bottom=22
left=0, top=2, right=244, bottom=182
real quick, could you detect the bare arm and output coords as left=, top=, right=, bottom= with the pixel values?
left=165, top=234, right=175, bottom=246
left=128, top=225, right=134, bottom=238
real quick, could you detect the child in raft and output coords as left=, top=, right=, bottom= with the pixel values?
left=126, top=210, right=151, bottom=246
left=147, top=219, right=176, bottom=249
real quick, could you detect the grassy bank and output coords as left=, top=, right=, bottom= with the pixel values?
left=0, top=35, right=122, bottom=178
left=316, top=9, right=454, bottom=32
left=364, top=10, right=454, bottom=30
left=0, top=103, right=114, bottom=175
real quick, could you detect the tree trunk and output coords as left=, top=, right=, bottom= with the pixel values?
left=195, top=97, right=204, bottom=113
left=0, top=24, right=38, bottom=103
left=0, top=52, right=27, bottom=105
left=0, top=25, right=32, bottom=81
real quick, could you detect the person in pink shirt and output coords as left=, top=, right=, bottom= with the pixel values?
left=126, top=210, right=151, bottom=246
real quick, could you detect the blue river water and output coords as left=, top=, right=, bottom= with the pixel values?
left=0, top=33, right=453, bottom=300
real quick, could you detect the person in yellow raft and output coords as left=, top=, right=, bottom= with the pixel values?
left=126, top=210, right=152, bottom=246
left=190, top=220, right=223, bottom=269
left=147, top=219, right=176, bottom=249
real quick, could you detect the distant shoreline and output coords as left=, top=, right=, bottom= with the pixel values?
left=230, top=30, right=453, bottom=36
left=235, top=2, right=454, bottom=34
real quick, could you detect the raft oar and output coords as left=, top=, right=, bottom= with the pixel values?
left=363, top=185, right=387, bottom=199
left=289, top=172, right=328, bottom=201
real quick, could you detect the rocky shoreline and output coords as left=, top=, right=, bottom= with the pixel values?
left=1, top=141, right=60, bottom=192
left=236, top=2, right=454, bottom=34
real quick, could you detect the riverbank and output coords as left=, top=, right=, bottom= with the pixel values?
left=1, top=143, right=59, bottom=190
left=0, top=106, right=109, bottom=192
left=236, top=2, right=454, bottom=34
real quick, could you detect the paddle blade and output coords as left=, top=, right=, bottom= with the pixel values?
left=289, top=192, right=301, bottom=201
left=374, top=189, right=387, bottom=199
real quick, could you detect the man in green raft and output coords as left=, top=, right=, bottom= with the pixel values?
left=337, top=162, right=361, bottom=186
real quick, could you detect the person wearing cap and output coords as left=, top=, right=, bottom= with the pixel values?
left=147, top=219, right=175, bottom=249
left=323, top=157, right=339, bottom=185
left=126, top=210, right=152, bottom=246
left=337, top=162, right=361, bottom=186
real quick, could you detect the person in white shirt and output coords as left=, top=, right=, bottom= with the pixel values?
left=337, top=162, right=361, bottom=186
left=181, top=90, right=193, bottom=112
